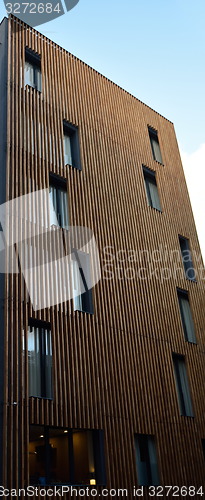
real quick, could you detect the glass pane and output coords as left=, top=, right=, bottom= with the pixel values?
left=49, top=187, right=59, bottom=227
left=29, top=426, right=45, bottom=485
left=25, top=61, right=35, bottom=87
left=36, top=67, right=42, bottom=92
left=148, top=179, right=161, bottom=211
left=73, top=431, right=95, bottom=485
left=49, top=428, right=70, bottom=484
left=64, top=134, right=72, bottom=165
left=181, top=296, right=196, bottom=343
left=28, top=327, right=41, bottom=397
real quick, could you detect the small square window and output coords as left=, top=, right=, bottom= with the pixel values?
left=177, top=288, right=196, bottom=343
left=179, top=236, right=196, bottom=281
left=49, top=173, right=69, bottom=229
left=63, top=120, right=81, bottom=170
left=172, top=353, right=194, bottom=417
left=135, top=434, right=160, bottom=486
left=143, top=166, right=162, bottom=211
left=148, top=127, right=163, bottom=164
left=24, top=47, right=42, bottom=92
left=26, top=319, right=52, bottom=399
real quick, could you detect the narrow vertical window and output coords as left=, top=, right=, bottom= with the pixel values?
left=142, top=166, right=162, bottom=211
left=148, top=127, right=163, bottom=164
left=177, top=289, right=196, bottom=343
left=72, top=250, right=94, bottom=314
left=135, top=434, right=160, bottom=486
left=179, top=236, right=196, bottom=281
left=49, top=174, right=69, bottom=229
left=27, top=319, right=52, bottom=399
left=63, top=120, right=81, bottom=170
left=172, top=354, right=194, bottom=417
left=25, top=47, right=42, bottom=92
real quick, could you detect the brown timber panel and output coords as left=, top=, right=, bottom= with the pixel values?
left=3, top=14, right=205, bottom=495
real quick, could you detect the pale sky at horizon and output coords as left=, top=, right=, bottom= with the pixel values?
left=0, top=0, right=204, bottom=260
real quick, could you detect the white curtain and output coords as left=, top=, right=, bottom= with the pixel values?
left=24, top=60, right=34, bottom=87
left=64, top=133, right=72, bottom=166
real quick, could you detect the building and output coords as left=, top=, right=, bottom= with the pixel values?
left=0, top=14, right=205, bottom=496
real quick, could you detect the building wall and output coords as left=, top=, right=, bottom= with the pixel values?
left=3, top=14, right=205, bottom=494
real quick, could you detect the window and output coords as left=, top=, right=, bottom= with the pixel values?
left=24, top=47, right=42, bottom=92
left=143, top=166, right=162, bottom=211
left=177, top=289, right=196, bottom=343
left=29, top=426, right=106, bottom=486
left=148, top=127, right=163, bottom=164
left=72, top=250, right=94, bottom=314
left=27, top=319, right=52, bottom=399
left=202, top=440, right=205, bottom=461
left=135, top=434, right=160, bottom=486
left=172, top=354, right=194, bottom=417
left=63, top=120, right=81, bottom=170
left=49, top=173, right=69, bottom=229
left=179, top=236, right=196, bottom=281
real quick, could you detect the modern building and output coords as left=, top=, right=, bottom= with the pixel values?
left=0, top=14, right=205, bottom=496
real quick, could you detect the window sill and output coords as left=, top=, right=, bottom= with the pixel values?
left=29, top=396, right=53, bottom=401
left=148, top=205, right=163, bottom=213
left=154, top=159, right=164, bottom=166
left=24, top=84, right=42, bottom=93
left=65, top=162, right=82, bottom=171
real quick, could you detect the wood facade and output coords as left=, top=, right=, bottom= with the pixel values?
left=0, top=13, right=205, bottom=497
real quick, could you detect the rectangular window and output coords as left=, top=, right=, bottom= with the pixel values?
left=49, top=174, right=69, bottom=229
left=148, top=127, right=163, bottom=164
left=29, top=426, right=106, bottom=486
left=135, top=434, right=160, bottom=486
left=24, top=47, right=42, bottom=92
left=27, top=319, right=52, bottom=399
left=177, top=289, right=196, bottom=343
left=143, top=166, right=162, bottom=211
left=72, top=250, right=94, bottom=314
left=179, top=236, right=196, bottom=281
left=172, top=354, right=194, bottom=417
left=202, top=439, right=205, bottom=461
left=63, top=120, right=81, bottom=170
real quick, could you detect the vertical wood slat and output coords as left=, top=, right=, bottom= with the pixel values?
left=3, top=14, right=205, bottom=493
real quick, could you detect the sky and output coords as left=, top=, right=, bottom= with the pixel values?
left=0, top=0, right=204, bottom=261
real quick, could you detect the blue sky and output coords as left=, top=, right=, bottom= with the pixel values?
left=0, top=0, right=205, bottom=258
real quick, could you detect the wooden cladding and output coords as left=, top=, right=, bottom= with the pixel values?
left=2, top=14, right=205, bottom=494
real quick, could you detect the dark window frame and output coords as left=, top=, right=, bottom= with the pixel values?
left=134, top=433, right=160, bottom=486
left=148, top=126, right=163, bottom=164
left=63, top=120, right=81, bottom=170
left=49, top=172, right=69, bottom=229
left=28, top=318, right=53, bottom=400
left=172, top=353, right=194, bottom=417
left=72, top=248, right=94, bottom=315
left=178, top=235, right=196, bottom=282
left=142, top=165, right=162, bottom=211
left=177, top=288, right=196, bottom=344
left=29, top=425, right=106, bottom=486
left=25, top=47, right=42, bottom=92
